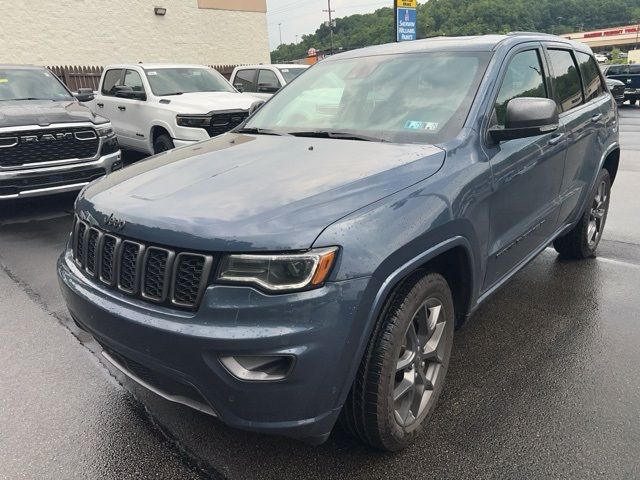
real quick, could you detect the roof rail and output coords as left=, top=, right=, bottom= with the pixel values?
left=507, top=31, right=558, bottom=37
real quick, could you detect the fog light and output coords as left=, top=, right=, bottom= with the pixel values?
left=220, top=355, right=294, bottom=381
left=111, top=160, right=123, bottom=172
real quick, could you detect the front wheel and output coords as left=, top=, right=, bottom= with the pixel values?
left=553, top=168, right=611, bottom=259
left=340, top=272, right=455, bottom=451
left=153, top=134, right=175, bottom=154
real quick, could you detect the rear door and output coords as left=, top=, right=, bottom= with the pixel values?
left=544, top=47, right=607, bottom=226
left=483, top=45, right=566, bottom=288
left=96, top=68, right=124, bottom=135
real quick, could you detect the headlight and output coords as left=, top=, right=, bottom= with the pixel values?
left=217, top=247, right=338, bottom=292
left=96, top=124, right=115, bottom=138
left=176, top=114, right=212, bottom=128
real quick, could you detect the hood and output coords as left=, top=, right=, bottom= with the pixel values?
left=78, top=134, right=445, bottom=252
left=0, top=100, right=105, bottom=128
left=161, top=91, right=262, bottom=114
left=605, top=78, right=625, bottom=86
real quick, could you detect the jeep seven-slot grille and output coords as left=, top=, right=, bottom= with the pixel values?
left=204, top=111, right=249, bottom=138
left=0, top=126, right=100, bottom=169
left=72, top=217, right=213, bottom=310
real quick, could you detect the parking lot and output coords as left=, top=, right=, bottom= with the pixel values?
left=1, top=107, right=639, bottom=479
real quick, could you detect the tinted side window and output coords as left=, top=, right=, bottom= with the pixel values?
left=575, top=52, right=603, bottom=102
left=629, top=65, right=640, bottom=74
left=123, top=69, right=145, bottom=93
left=548, top=49, right=584, bottom=113
left=234, top=69, right=256, bottom=92
left=494, top=50, right=547, bottom=126
left=101, top=69, right=123, bottom=96
left=257, top=69, right=281, bottom=88
left=606, top=65, right=621, bottom=76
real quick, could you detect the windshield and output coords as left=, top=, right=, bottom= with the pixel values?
left=0, top=68, right=73, bottom=102
left=246, top=52, right=491, bottom=143
left=144, top=68, right=236, bottom=96
left=278, top=67, right=307, bottom=83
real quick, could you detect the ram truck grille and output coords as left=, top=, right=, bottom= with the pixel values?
left=204, top=111, right=249, bottom=138
left=71, top=216, right=214, bottom=310
left=0, top=126, right=99, bottom=169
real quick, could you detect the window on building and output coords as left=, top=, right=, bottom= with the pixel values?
left=548, top=49, right=584, bottom=113
left=494, top=50, right=547, bottom=126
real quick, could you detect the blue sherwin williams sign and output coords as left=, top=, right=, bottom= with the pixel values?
left=397, top=7, right=417, bottom=42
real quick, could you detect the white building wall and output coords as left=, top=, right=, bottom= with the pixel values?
left=0, top=0, right=270, bottom=66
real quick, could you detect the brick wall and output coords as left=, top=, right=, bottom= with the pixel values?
left=1, top=0, right=269, bottom=66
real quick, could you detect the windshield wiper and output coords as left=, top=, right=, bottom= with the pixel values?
left=236, top=127, right=289, bottom=136
left=160, top=92, right=185, bottom=96
left=287, top=131, right=387, bottom=142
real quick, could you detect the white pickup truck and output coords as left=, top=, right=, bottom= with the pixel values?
left=89, top=64, right=261, bottom=154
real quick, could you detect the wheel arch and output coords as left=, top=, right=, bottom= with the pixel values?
left=602, top=147, right=620, bottom=185
left=149, top=121, right=174, bottom=151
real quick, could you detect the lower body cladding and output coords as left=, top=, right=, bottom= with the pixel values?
left=57, top=250, right=374, bottom=443
left=0, top=151, right=122, bottom=200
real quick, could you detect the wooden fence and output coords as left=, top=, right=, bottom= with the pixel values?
left=48, top=64, right=242, bottom=91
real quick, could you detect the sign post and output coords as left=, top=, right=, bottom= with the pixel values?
left=395, top=0, right=417, bottom=42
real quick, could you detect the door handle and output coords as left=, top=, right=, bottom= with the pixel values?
left=96, top=103, right=104, bottom=108
left=548, top=134, right=564, bottom=146
left=591, top=113, right=603, bottom=123
left=118, top=106, right=126, bottom=111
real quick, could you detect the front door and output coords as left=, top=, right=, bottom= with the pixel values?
left=484, top=46, right=566, bottom=289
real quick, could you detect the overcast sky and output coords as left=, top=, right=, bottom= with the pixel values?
left=266, top=0, right=393, bottom=49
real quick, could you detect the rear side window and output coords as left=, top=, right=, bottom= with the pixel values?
left=101, top=69, right=123, bottom=96
left=257, top=69, right=281, bottom=89
left=575, top=52, right=604, bottom=102
left=494, top=50, right=547, bottom=126
left=630, top=65, right=640, bottom=74
left=606, top=65, right=622, bottom=76
left=234, top=69, right=257, bottom=92
left=548, top=49, right=584, bottom=113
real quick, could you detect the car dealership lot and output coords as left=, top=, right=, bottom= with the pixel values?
left=1, top=108, right=639, bottom=479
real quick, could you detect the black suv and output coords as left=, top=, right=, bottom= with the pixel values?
left=0, top=65, right=120, bottom=200
left=59, top=34, right=619, bottom=451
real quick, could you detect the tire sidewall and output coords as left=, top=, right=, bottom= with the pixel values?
left=578, top=168, right=612, bottom=257
left=153, top=135, right=175, bottom=154
left=379, top=274, right=455, bottom=447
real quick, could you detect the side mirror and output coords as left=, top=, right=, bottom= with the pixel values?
left=74, top=88, right=95, bottom=102
left=489, top=97, right=559, bottom=142
left=234, top=83, right=245, bottom=93
left=249, top=100, right=266, bottom=116
left=257, top=83, right=280, bottom=94
left=114, top=85, right=147, bottom=101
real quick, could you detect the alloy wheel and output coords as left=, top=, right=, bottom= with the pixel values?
left=393, top=299, right=448, bottom=427
left=587, top=179, right=609, bottom=248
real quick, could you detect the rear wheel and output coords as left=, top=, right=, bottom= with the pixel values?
left=153, top=134, right=175, bottom=154
left=340, top=272, right=455, bottom=451
left=553, top=168, right=611, bottom=259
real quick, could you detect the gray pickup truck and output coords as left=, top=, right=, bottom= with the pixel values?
left=0, top=65, right=120, bottom=200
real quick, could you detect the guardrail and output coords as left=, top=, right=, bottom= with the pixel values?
left=47, top=64, right=242, bottom=91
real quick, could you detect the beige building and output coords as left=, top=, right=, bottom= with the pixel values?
left=1, top=0, right=270, bottom=66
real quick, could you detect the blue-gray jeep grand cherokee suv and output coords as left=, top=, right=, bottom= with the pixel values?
left=58, top=33, right=620, bottom=451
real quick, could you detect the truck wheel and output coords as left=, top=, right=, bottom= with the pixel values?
left=553, top=168, right=611, bottom=259
left=153, top=134, right=175, bottom=154
left=340, top=272, right=454, bottom=451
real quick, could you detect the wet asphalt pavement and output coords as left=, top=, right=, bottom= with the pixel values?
left=1, top=108, right=639, bottom=479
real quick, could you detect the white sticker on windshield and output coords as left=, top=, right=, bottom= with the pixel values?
left=281, top=69, right=290, bottom=72
left=404, top=121, right=439, bottom=131
left=147, top=71, right=157, bottom=76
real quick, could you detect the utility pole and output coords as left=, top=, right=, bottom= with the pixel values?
left=323, top=0, right=335, bottom=55
left=278, top=23, right=283, bottom=46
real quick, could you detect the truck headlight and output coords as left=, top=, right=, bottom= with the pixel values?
left=176, top=114, right=212, bottom=128
left=96, top=124, right=115, bottom=138
left=217, top=247, right=338, bottom=292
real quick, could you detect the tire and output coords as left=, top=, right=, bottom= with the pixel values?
left=553, top=168, right=611, bottom=259
left=630, top=99, right=638, bottom=106
left=340, top=272, right=455, bottom=451
left=153, top=134, right=175, bottom=154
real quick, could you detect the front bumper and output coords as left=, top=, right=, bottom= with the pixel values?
left=0, top=151, right=121, bottom=200
left=58, top=249, right=372, bottom=441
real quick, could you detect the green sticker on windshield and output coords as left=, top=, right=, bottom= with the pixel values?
left=404, top=121, right=438, bottom=131
left=0, top=78, right=8, bottom=83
